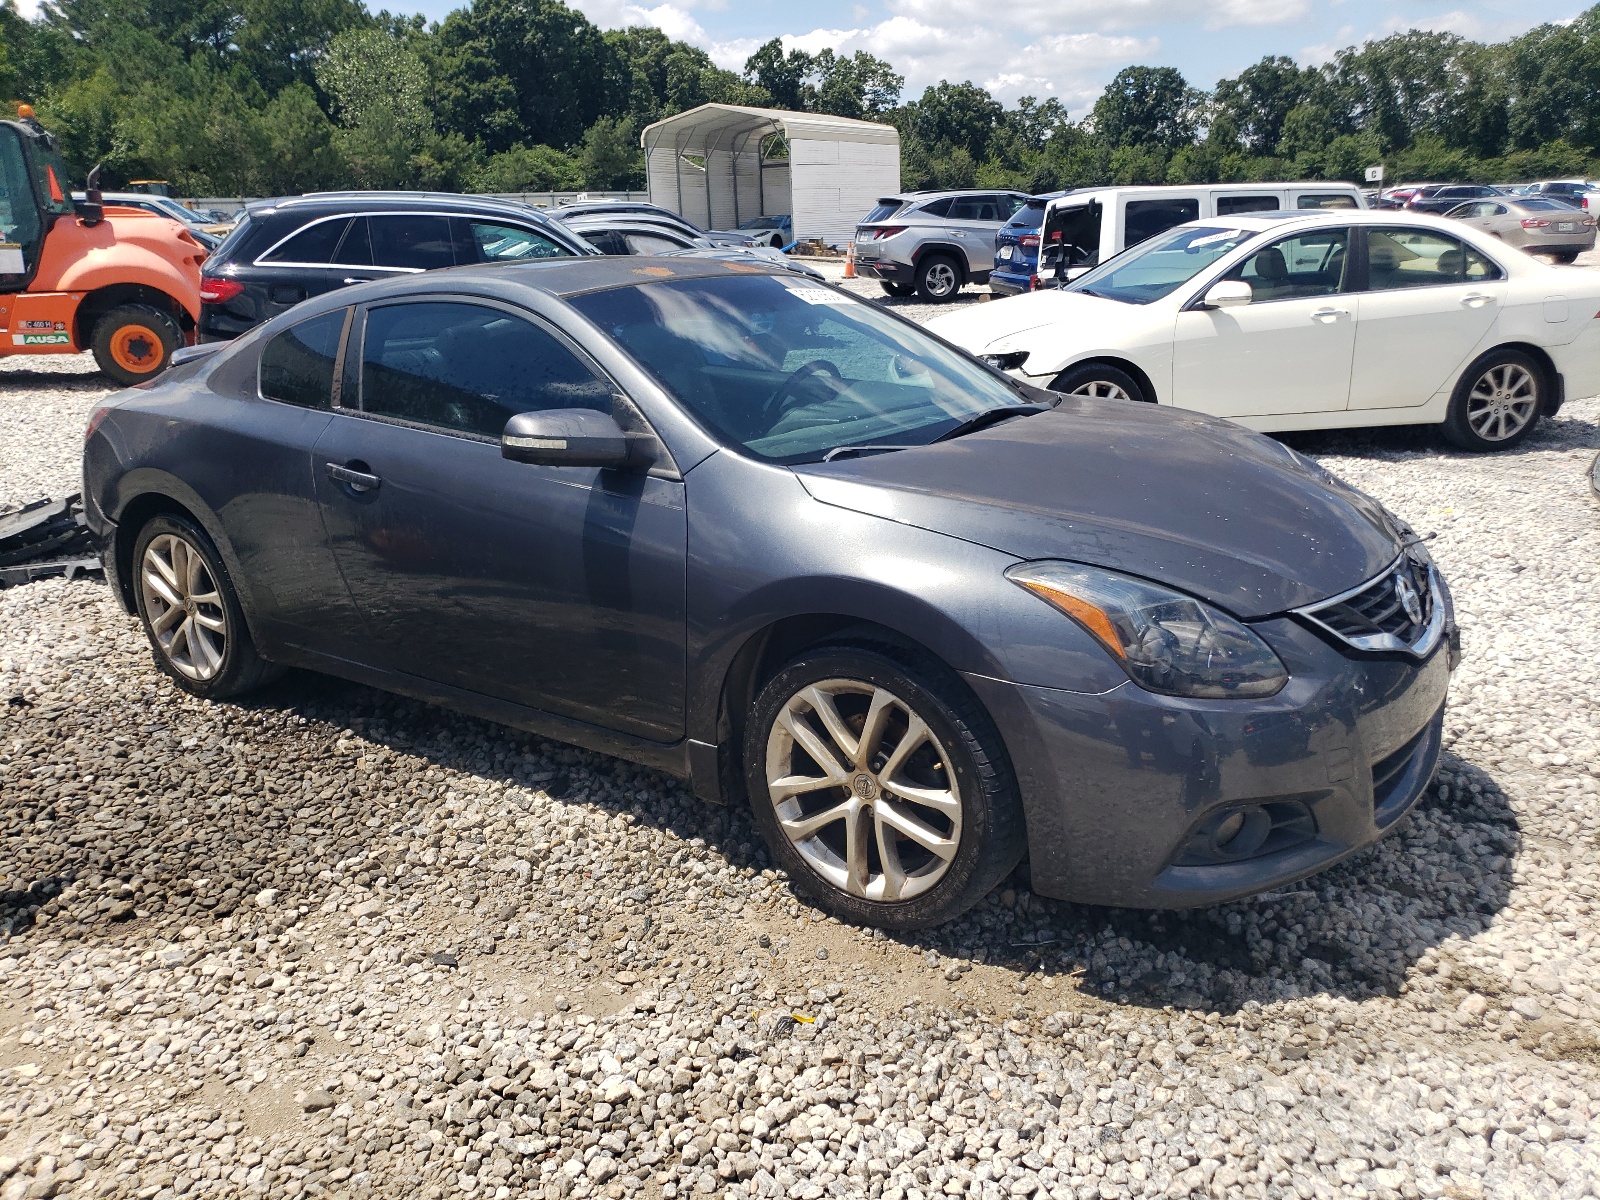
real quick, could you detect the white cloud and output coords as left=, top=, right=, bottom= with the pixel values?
left=887, top=0, right=1309, bottom=34
left=1375, top=7, right=1534, bottom=41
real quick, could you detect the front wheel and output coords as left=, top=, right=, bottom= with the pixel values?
left=91, top=303, right=182, bottom=387
left=1050, top=361, right=1149, bottom=404
left=1443, top=349, right=1545, bottom=452
left=879, top=281, right=916, bottom=298
left=132, top=514, right=283, bottom=698
left=744, top=642, right=1025, bottom=930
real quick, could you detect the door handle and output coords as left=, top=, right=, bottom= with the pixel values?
left=1461, top=292, right=1495, bottom=308
left=326, top=462, right=381, bottom=493
left=340, top=276, right=373, bottom=286
left=1309, top=308, right=1349, bottom=322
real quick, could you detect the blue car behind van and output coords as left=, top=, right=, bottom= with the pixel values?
left=991, top=191, right=1071, bottom=295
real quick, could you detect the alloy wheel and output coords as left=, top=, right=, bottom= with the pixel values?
left=924, top=262, right=957, bottom=298
left=1466, top=363, right=1538, bottom=442
left=1069, top=379, right=1133, bottom=402
left=764, top=679, right=962, bottom=902
left=140, top=533, right=228, bottom=681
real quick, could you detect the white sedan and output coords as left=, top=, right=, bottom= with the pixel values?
left=927, top=210, right=1600, bottom=451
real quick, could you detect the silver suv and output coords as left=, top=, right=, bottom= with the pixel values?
left=853, top=190, right=1031, bottom=301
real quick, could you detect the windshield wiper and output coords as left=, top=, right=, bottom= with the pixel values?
left=934, top=403, right=1049, bottom=443
left=820, top=443, right=918, bottom=462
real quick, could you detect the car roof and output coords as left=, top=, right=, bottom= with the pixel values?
left=1191, top=209, right=1475, bottom=232
left=337, top=254, right=791, bottom=303
left=244, top=191, right=555, bottom=224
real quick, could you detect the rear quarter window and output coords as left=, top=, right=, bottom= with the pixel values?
left=863, top=202, right=904, bottom=223
left=261, top=218, right=350, bottom=264
left=259, top=309, right=347, bottom=409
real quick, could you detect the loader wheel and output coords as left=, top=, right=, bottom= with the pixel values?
left=91, top=304, right=181, bottom=386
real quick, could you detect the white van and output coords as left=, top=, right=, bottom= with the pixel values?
left=1038, top=182, right=1365, bottom=284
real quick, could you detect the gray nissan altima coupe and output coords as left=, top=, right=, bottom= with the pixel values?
left=82, top=256, right=1458, bottom=930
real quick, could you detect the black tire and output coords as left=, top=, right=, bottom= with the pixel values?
left=1442, top=348, right=1545, bottom=452
left=131, top=513, right=282, bottom=699
left=1050, top=361, right=1149, bottom=404
left=744, top=640, right=1025, bottom=930
left=1551, top=250, right=1580, bottom=265
left=914, top=254, right=963, bottom=302
left=90, top=303, right=182, bottom=387
left=879, top=282, right=916, bottom=298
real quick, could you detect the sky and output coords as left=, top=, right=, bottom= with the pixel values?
left=11, top=0, right=1587, bottom=115
left=403, top=0, right=1584, bottom=113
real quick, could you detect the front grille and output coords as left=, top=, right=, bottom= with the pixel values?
left=1295, top=554, right=1441, bottom=657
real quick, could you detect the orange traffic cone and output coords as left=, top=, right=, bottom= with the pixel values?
left=844, top=245, right=856, bottom=279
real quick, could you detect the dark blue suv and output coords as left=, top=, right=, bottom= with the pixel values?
left=990, top=191, right=1072, bottom=296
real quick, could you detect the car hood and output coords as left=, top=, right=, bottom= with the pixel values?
left=791, top=400, right=1403, bottom=618
left=925, top=288, right=1136, bottom=359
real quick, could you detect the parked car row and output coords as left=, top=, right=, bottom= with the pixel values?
left=854, top=184, right=1364, bottom=301
left=197, top=193, right=811, bottom=343
left=926, top=209, right=1600, bottom=454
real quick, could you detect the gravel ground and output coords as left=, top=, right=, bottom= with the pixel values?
left=2, top=282, right=1600, bottom=1200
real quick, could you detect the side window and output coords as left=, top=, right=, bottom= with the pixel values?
left=259, top=309, right=347, bottom=409
left=1125, top=198, right=1199, bottom=248
left=359, top=302, right=615, bottom=438
left=1296, top=193, right=1358, bottom=210
left=368, top=215, right=455, bottom=270
left=1365, top=229, right=1503, bottom=291
left=624, top=232, right=689, bottom=254
left=999, top=195, right=1027, bottom=219
left=261, top=218, right=350, bottom=264
left=581, top=230, right=628, bottom=255
left=1488, top=204, right=1508, bottom=217
left=1225, top=229, right=1349, bottom=301
left=918, top=197, right=953, bottom=218
left=1216, top=194, right=1281, bottom=216
left=332, top=217, right=373, bottom=266
left=461, top=219, right=573, bottom=263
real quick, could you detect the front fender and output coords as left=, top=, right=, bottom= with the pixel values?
left=33, top=214, right=205, bottom=319
left=683, top=453, right=1128, bottom=744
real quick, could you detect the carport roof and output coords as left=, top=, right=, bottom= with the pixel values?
left=640, top=104, right=899, bottom=153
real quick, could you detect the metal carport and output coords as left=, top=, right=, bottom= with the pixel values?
left=641, top=104, right=900, bottom=248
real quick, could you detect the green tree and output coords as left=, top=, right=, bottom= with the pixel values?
left=580, top=114, right=642, bottom=188
left=743, top=38, right=810, bottom=111
left=1092, top=66, right=1201, bottom=151
left=1210, top=56, right=1319, bottom=156
left=474, top=143, right=582, bottom=191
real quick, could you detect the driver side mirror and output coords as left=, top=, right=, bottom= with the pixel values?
left=78, top=162, right=105, bottom=228
left=1202, top=280, right=1253, bottom=309
left=501, top=408, right=655, bottom=469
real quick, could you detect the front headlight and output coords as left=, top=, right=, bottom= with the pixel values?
left=1007, top=562, right=1288, bottom=699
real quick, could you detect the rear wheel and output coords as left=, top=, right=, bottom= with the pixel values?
left=914, top=254, right=962, bottom=302
left=744, top=641, right=1025, bottom=930
left=1443, top=349, right=1545, bottom=452
left=879, top=282, right=916, bottom=298
left=91, top=303, right=181, bottom=386
left=1551, top=250, right=1580, bottom=265
left=132, top=514, right=282, bottom=698
left=1050, top=361, right=1149, bottom=404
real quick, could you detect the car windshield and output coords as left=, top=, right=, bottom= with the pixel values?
left=739, top=216, right=785, bottom=230
left=569, top=273, right=1033, bottom=463
left=1066, top=225, right=1256, bottom=305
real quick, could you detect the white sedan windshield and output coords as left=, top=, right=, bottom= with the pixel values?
left=1069, top=225, right=1256, bottom=305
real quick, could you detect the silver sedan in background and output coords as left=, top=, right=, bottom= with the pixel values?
left=1444, top=196, right=1596, bottom=262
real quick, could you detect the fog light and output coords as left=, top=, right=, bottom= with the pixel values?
left=1174, top=801, right=1316, bottom=867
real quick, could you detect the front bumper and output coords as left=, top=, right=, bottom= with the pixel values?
left=966, top=609, right=1454, bottom=909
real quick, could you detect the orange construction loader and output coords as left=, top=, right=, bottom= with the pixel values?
left=1, top=105, right=206, bottom=385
